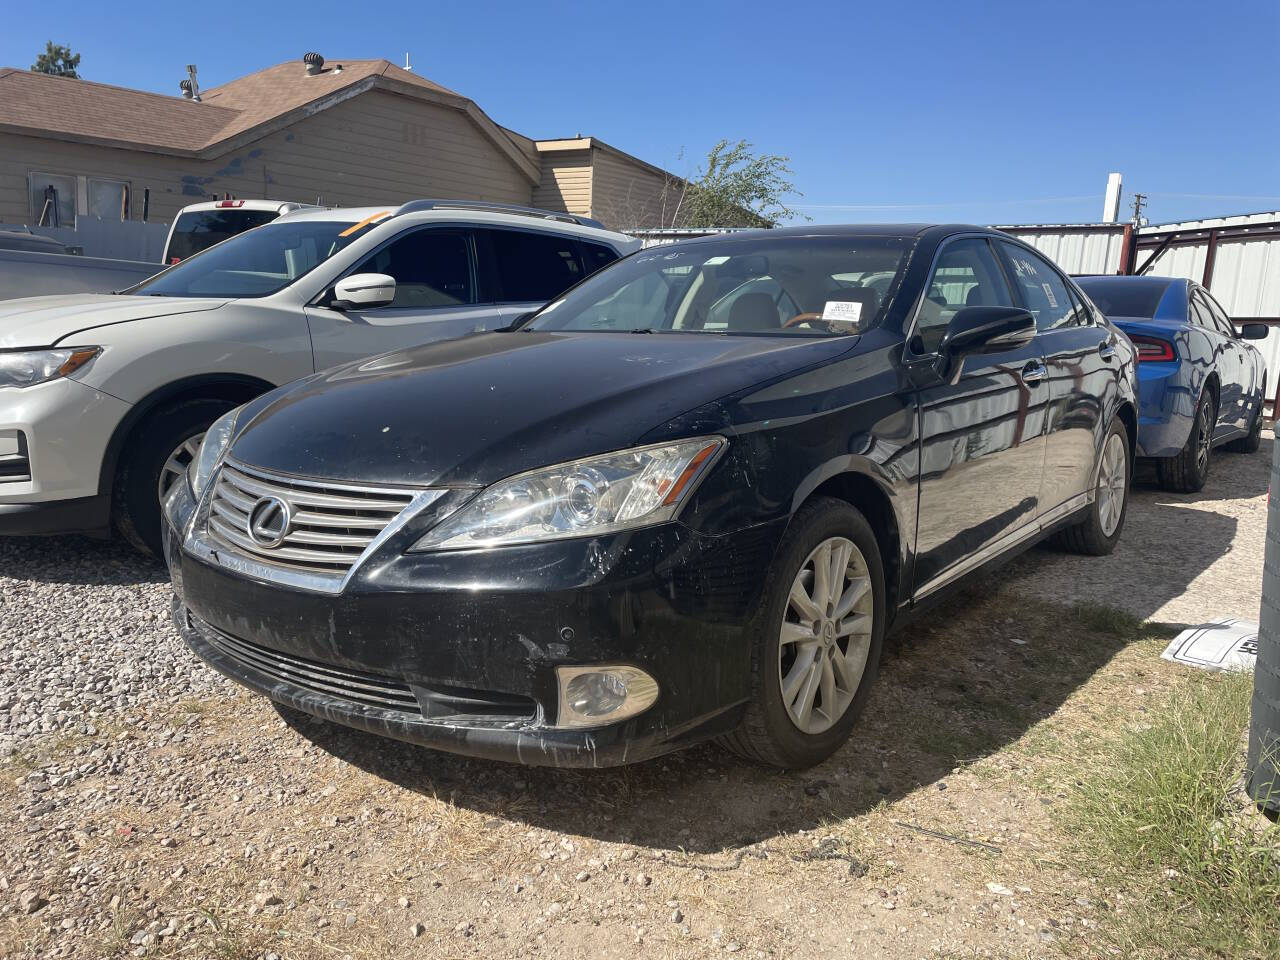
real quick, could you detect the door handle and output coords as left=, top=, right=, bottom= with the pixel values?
left=1020, top=361, right=1047, bottom=385
left=1099, top=340, right=1116, bottom=361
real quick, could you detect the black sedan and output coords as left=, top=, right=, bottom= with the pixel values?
left=163, top=225, right=1138, bottom=769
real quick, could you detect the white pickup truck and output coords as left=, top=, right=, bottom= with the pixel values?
left=0, top=200, right=316, bottom=301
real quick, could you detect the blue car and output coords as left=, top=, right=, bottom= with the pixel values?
left=1075, top=275, right=1268, bottom=492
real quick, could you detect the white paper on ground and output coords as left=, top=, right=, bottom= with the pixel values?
left=1160, top=617, right=1258, bottom=672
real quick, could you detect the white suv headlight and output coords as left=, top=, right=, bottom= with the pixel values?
left=0, top=348, right=100, bottom=388
left=412, top=436, right=725, bottom=552
left=187, top=405, right=244, bottom=499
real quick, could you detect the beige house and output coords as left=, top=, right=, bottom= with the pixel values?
left=0, top=56, right=681, bottom=231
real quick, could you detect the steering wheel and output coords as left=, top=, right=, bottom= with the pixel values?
left=783, top=312, right=829, bottom=330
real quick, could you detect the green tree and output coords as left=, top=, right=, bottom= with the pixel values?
left=678, top=139, right=804, bottom=228
left=31, top=42, right=81, bottom=78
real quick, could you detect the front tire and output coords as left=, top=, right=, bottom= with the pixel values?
left=1055, top=415, right=1131, bottom=556
left=113, top=399, right=235, bottom=557
left=720, top=497, right=886, bottom=769
left=1158, top=389, right=1215, bottom=492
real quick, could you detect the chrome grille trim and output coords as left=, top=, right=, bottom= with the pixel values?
left=206, top=459, right=420, bottom=577
left=191, top=615, right=420, bottom=713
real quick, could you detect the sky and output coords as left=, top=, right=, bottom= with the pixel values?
left=4, top=0, right=1277, bottom=226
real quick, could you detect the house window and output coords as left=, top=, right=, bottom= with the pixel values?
left=28, top=172, right=76, bottom=226
left=27, top=173, right=133, bottom=225
left=88, top=178, right=130, bottom=220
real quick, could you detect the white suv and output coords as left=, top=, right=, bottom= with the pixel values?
left=0, top=200, right=638, bottom=555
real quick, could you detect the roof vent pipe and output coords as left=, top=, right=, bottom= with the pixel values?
left=303, top=52, right=325, bottom=76
left=179, top=78, right=194, bottom=99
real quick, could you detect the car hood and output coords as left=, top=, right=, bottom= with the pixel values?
left=0, top=293, right=228, bottom=348
left=230, top=331, right=855, bottom=487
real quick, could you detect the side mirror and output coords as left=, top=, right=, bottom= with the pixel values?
left=938, top=306, right=1035, bottom=381
left=331, top=273, right=395, bottom=310
left=1239, top=322, right=1269, bottom=340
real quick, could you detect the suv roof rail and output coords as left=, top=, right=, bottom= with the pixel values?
left=394, top=199, right=606, bottom=230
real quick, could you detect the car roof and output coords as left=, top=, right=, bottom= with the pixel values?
left=1074, top=275, right=1180, bottom=289
left=670, top=223, right=997, bottom=245
left=276, top=202, right=637, bottom=245
left=176, top=199, right=317, bottom=214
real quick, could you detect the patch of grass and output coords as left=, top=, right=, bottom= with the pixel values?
left=1068, top=671, right=1280, bottom=959
left=1068, top=601, right=1148, bottom=639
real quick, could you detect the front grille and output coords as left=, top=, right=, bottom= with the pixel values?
left=207, top=460, right=417, bottom=576
left=191, top=615, right=421, bottom=713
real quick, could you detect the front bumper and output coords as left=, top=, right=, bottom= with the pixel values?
left=164, top=478, right=785, bottom=767
left=0, top=377, right=129, bottom=535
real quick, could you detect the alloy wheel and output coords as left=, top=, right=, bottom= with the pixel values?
left=158, top=433, right=203, bottom=502
left=1096, top=431, right=1127, bottom=538
left=1196, top=401, right=1213, bottom=472
left=778, top=536, right=875, bottom=735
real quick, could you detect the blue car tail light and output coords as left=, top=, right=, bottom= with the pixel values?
left=1130, top=335, right=1175, bottom=363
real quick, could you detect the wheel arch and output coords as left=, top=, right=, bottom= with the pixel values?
left=790, top=461, right=906, bottom=623
left=1203, top=370, right=1221, bottom=411
left=97, top=373, right=278, bottom=500
left=1114, top=399, right=1138, bottom=462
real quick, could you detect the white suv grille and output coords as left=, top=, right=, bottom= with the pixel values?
left=207, top=460, right=418, bottom=576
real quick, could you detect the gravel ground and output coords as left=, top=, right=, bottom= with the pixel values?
left=0, top=437, right=1269, bottom=958
left=1007, top=433, right=1271, bottom=625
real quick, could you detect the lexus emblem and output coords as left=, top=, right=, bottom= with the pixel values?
left=246, top=495, right=291, bottom=549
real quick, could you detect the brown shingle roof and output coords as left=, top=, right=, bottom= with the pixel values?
left=0, top=59, right=468, bottom=157
left=0, top=67, right=239, bottom=152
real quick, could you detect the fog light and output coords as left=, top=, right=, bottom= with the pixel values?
left=555, top=665, right=659, bottom=729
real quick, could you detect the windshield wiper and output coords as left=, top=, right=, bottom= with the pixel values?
left=629, top=327, right=656, bottom=334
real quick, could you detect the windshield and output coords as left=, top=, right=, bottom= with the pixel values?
left=526, top=235, right=914, bottom=336
left=1075, top=277, right=1172, bottom=319
left=136, top=220, right=360, bottom=298
left=165, top=209, right=280, bottom=263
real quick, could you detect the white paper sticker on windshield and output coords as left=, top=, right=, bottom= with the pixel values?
left=821, top=300, right=863, bottom=325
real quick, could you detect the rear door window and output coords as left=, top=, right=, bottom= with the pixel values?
left=997, top=243, right=1083, bottom=331
left=1189, top=291, right=1217, bottom=332
left=1199, top=290, right=1238, bottom=338
left=352, top=229, right=474, bottom=308
left=481, top=229, right=584, bottom=303
left=580, top=241, right=621, bottom=276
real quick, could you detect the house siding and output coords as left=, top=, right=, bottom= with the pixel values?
left=0, top=90, right=533, bottom=225
left=589, top=148, right=677, bottom=230
left=532, top=149, right=592, bottom=218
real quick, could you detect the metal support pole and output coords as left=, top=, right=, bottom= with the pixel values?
left=1202, top=229, right=1219, bottom=288
left=1248, top=438, right=1280, bottom=812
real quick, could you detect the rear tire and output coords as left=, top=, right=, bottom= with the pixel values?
left=719, top=497, right=886, bottom=769
left=113, top=399, right=235, bottom=558
left=1158, top=389, right=1216, bottom=492
left=1225, top=382, right=1264, bottom=454
left=1055, top=415, right=1131, bottom=556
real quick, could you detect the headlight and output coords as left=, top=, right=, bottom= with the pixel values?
left=412, top=436, right=725, bottom=552
left=187, top=405, right=244, bottom=499
left=0, top=347, right=100, bottom=388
